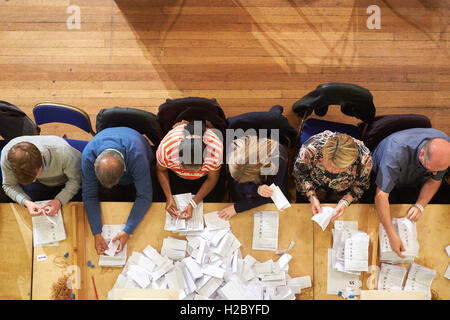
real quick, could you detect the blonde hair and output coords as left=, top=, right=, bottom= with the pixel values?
left=322, top=134, right=358, bottom=169
left=228, top=136, right=279, bottom=184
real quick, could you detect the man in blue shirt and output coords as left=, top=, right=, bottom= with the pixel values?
left=82, top=127, right=154, bottom=255
left=372, top=128, right=450, bottom=258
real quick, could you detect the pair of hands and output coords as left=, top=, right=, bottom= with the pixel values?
left=24, top=199, right=61, bottom=216
left=94, top=231, right=129, bottom=255
left=217, top=184, right=274, bottom=221
left=166, top=196, right=193, bottom=220
left=310, top=196, right=346, bottom=223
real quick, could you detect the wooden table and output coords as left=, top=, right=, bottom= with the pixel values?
left=32, top=202, right=314, bottom=300
left=0, top=203, right=32, bottom=299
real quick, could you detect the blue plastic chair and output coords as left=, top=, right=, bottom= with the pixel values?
left=33, top=102, right=95, bottom=152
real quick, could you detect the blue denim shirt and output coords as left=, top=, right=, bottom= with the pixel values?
left=372, top=128, right=449, bottom=193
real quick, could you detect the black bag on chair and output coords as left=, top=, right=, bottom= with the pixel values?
left=156, top=97, right=228, bottom=137
left=0, top=100, right=39, bottom=141
left=96, top=107, right=163, bottom=148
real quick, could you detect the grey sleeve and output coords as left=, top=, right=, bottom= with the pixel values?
left=54, top=146, right=82, bottom=205
left=1, top=154, right=30, bottom=206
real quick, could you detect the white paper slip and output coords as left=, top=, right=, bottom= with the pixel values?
left=204, top=211, right=230, bottom=230
left=275, top=241, right=295, bottom=254
left=105, top=239, right=120, bottom=257
left=127, top=264, right=151, bottom=289
left=252, top=211, right=279, bottom=251
left=377, top=263, right=407, bottom=290
left=164, top=193, right=205, bottom=234
left=404, top=263, right=436, bottom=292
left=99, top=225, right=127, bottom=267
left=269, top=183, right=291, bottom=211
left=311, top=206, right=336, bottom=231
left=445, top=245, right=450, bottom=258
left=344, top=232, right=369, bottom=272
left=32, top=204, right=66, bottom=246
left=445, top=263, right=450, bottom=280
left=39, top=207, right=58, bottom=225
left=161, top=237, right=187, bottom=261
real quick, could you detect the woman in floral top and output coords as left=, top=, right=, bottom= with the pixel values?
left=293, top=130, right=372, bottom=221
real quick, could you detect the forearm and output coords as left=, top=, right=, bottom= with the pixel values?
left=192, top=171, right=220, bottom=204
left=156, top=166, right=172, bottom=199
left=375, top=188, right=396, bottom=237
left=416, top=178, right=442, bottom=207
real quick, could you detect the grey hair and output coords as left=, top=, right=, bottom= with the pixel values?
left=94, top=149, right=125, bottom=187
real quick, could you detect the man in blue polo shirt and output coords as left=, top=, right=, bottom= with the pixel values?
left=82, top=127, right=154, bottom=255
left=372, top=128, right=450, bottom=258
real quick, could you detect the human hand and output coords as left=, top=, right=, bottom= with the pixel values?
left=331, top=201, right=346, bottom=223
left=177, top=204, right=193, bottom=220
left=218, top=204, right=237, bottom=221
left=257, top=185, right=274, bottom=198
left=388, top=232, right=406, bottom=258
left=406, top=205, right=422, bottom=222
left=166, top=196, right=179, bottom=218
left=112, top=231, right=130, bottom=254
left=40, top=199, right=62, bottom=216
left=24, top=200, right=44, bottom=216
left=309, top=196, right=322, bottom=215
left=94, top=234, right=108, bottom=255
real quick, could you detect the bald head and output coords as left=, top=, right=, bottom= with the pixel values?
left=94, top=150, right=125, bottom=188
left=420, top=138, right=450, bottom=174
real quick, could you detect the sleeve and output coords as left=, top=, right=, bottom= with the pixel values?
left=431, top=170, right=446, bottom=181
left=54, top=146, right=82, bottom=205
left=292, top=140, right=319, bottom=196
left=81, top=152, right=103, bottom=235
left=1, top=153, right=30, bottom=206
left=123, top=147, right=154, bottom=234
left=374, top=153, right=399, bottom=194
left=156, top=141, right=168, bottom=168
left=347, top=144, right=373, bottom=202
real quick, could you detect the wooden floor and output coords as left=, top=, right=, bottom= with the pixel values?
left=0, top=0, right=448, bottom=140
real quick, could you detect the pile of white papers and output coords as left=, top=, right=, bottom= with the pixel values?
left=311, top=206, right=336, bottom=231
left=107, top=225, right=311, bottom=300
left=377, top=263, right=407, bottom=290
left=331, top=221, right=369, bottom=275
left=269, top=184, right=291, bottom=211
left=379, top=218, right=419, bottom=264
left=164, top=193, right=205, bottom=235
left=404, top=263, right=436, bottom=299
left=99, top=224, right=127, bottom=267
left=252, top=211, right=279, bottom=251
left=32, top=200, right=66, bottom=247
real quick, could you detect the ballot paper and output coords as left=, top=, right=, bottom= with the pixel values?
left=204, top=211, right=230, bottom=230
left=269, top=183, right=291, bottom=211
left=161, top=237, right=187, bottom=261
left=326, top=249, right=361, bottom=295
left=377, top=263, right=407, bottom=290
left=311, top=206, right=336, bottom=231
left=252, top=211, right=279, bottom=251
left=164, top=193, right=204, bottom=234
left=404, top=263, right=436, bottom=299
left=344, top=232, right=369, bottom=272
left=446, top=245, right=450, bottom=258
left=105, top=239, right=120, bottom=257
left=32, top=202, right=66, bottom=246
left=331, top=221, right=362, bottom=275
left=99, top=224, right=127, bottom=267
left=445, top=263, right=450, bottom=280
left=379, top=218, right=419, bottom=264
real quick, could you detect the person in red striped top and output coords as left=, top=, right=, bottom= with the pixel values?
left=156, top=120, right=223, bottom=219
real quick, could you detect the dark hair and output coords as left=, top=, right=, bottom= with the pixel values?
left=179, top=121, right=206, bottom=169
left=8, top=142, right=43, bottom=185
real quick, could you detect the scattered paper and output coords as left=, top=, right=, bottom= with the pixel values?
left=269, top=184, right=291, bottom=211
left=204, top=211, right=230, bottom=230
left=445, top=263, right=450, bottom=280
left=252, top=211, right=279, bottom=251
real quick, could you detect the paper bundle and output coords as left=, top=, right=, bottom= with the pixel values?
left=311, top=206, right=336, bottom=231
left=379, top=218, right=419, bottom=264
left=99, top=224, right=128, bottom=267
left=164, top=193, right=205, bottom=235
left=107, top=224, right=311, bottom=300
left=269, top=184, right=291, bottom=211
left=32, top=200, right=66, bottom=247
left=404, top=263, right=436, bottom=299
left=377, top=263, right=407, bottom=290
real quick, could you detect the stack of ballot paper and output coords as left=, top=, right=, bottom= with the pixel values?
left=377, top=263, right=407, bottom=290
left=99, top=224, right=127, bottom=267
left=164, top=193, right=205, bottom=235
left=107, top=225, right=312, bottom=300
left=331, top=220, right=369, bottom=275
left=32, top=200, right=66, bottom=247
left=404, top=263, right=436, bottom=299
left=252, top=211, right=279, bottom=251
left=379, top=218, right=419, bottom=264
left=269, top=184, right=291, bottom=211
